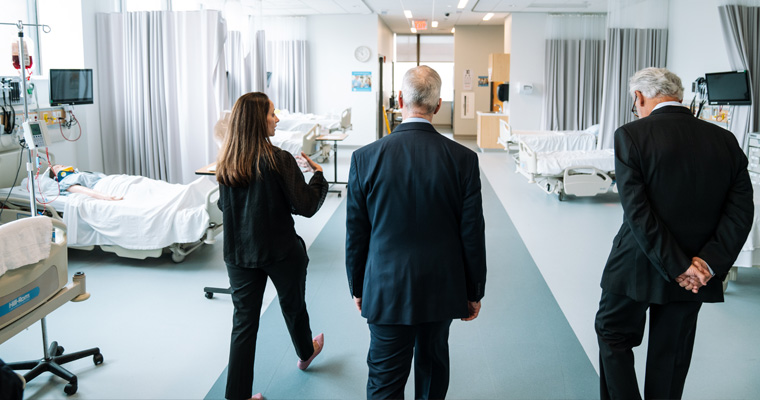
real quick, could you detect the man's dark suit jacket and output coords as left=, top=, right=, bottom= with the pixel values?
left=346, top=121, right=487, bottom=325
left=601, top=106, right=754, bottom=304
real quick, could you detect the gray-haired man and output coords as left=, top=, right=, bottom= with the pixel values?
left=595, top=67, right=753, bottom=399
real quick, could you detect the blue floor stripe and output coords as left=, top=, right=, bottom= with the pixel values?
left=205, top=172, right=599, bottom=399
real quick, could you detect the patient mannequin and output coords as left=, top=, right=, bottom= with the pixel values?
left=48, top=164, right=123, bottom=201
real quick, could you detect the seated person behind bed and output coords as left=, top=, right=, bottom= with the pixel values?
left=48, top=165, right=123, bottom=201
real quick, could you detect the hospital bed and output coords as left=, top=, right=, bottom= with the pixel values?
left=271, top=124, right=319, bottom=157
left=0, top=217, right=102, bottom=395
left=276, top=107, right=352, bottom=133
left=725, top=190, right=760, bottom=290
left=214, top=110, right=320, bottom=157
left=498, top=120, right=599, bottom=153
left=0, top=152, right=222, bottom=263
left=516, top=141, right=617, bottom=201
left=276, top=108, right=352, bottom=162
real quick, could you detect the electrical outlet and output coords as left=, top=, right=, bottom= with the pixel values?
left=40, top=110, right=52, bottom=124
left=52, top=109, right=64, bottom=121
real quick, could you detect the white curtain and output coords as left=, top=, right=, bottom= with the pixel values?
left=597, top=0, right=669, bottom=149
left=261, top=16, right=308, bottom=112
left=542, top=14, right=607, bottom=131
left=718, top=0, right=760, bottom=145
left=95, top=10, right=227, bottom=184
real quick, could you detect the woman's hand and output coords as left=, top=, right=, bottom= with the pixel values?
left=296, top=152, right=323, bottom=173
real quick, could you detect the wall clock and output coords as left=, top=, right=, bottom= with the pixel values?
left=354, top=45, right=371, bottom=62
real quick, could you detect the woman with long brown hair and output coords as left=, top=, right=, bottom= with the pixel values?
left=216, top=92, right=328, bottom=400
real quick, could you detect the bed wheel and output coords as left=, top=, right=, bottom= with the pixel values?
left=558, top=192, right=566, bottom=201
left=205, top=291, right=214, bottom=299
left=94, top=353, right=104, bottom=365
left=171, top=252, right=186, bottom=263
left=64, top=382, right=77, bottom=395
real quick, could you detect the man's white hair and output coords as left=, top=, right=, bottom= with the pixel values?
left=629, top=67, right=684, bottom=100
left=400, top=65, right=441, bottom=115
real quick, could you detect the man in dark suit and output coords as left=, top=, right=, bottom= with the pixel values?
left=346, top=65, right=487, bottom=400
left=595, top=67, right=754, bottom=400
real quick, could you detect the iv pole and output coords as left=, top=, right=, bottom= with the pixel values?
left=0, top=20, right=51, bottom=217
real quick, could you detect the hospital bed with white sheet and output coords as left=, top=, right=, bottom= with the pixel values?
left=276, top=107, right=353, bottom=133
left=0, top=217, right=102, bottom=395
left=516, top=141, right=617, bottom=201
left=498, top=119, right=599, bottom=153
left=270, top=124, right=320, bottom=157
left=0, top=153, right=223, bottom=263
left=276, top=108, right=352, bottom=162
left=213, top=110, right=320, bottom=157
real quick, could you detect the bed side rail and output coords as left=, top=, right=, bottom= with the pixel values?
left=497, top=119, right=513, bottom=150
left=562, top=166, right=614, bottom=197
left=303, top=123, right=319, bottom=156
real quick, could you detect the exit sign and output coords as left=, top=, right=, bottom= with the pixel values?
left=413, top=20, right=428, bottom=30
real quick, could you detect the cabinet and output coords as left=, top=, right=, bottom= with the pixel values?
left=488, top=53, right=510, bottom=82
left=747, top=132, right=760, bottom=185
left=477, top=112, right=509, bottom=150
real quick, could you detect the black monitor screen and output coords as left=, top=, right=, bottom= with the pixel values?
left=704, top=71, right=751, bottom=106
left=50, top=69, right=94, bottom=106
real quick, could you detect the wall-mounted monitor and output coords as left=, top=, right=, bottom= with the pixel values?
left=704, top=70, right=751, bottom=106
left=49, top=69, right=94, bottom=106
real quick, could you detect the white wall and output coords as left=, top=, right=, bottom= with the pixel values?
left=306, top=14, right=380, bottom=147
left=453, top=25, right=505, bottom=137
left=667, top=0, right=731, bottom=100
left=508, top=13, right=547, bottom=131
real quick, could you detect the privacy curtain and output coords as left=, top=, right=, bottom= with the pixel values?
left=95, top=10, right=226, bottom=184
left=542, top=14, right=606, bottom=131
left=597, top=0, right=669, bottom=149
left=718, top=1, right=760, bottom=146
left=262, top=16, right=308, bottom=113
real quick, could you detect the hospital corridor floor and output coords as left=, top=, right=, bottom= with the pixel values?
left=1, top=139, right=759, bottom=399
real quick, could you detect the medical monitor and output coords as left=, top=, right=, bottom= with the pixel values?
left=704, top=71, right=751, bottom=106
left=49, top=69, right=94, bottom=106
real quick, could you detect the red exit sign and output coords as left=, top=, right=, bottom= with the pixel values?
left=413, top=20, right=427, bottom=30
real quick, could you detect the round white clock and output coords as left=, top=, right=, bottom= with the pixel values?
left=354, top=46, right=371, bottom=62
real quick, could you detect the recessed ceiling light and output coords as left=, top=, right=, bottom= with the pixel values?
left=451, top=27, right=456, bottom=33
left=404, top=10, right=413, bottom=18
left=411, top=27, right=417, bottom=33
left=483, top=13, right=494, bottom=21
left=432, top=20, right=439, bottom=27
left=457, top=0, right=468, bottom=9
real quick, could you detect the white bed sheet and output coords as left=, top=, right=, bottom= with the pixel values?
left=61, top=175, right=214, bottom=250
left=271, top=129, right=306, bottom=156
left=514, top=130, right=597, bottom=152
left=276, top=111, right=340, bottom=131
left=537, top=149, right=615, bottom=176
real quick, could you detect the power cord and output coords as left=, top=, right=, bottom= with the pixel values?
left=0, top=149, right=26, bottom=220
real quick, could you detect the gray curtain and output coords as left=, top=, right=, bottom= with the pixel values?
left=597, top=28, right=668, bottom=149
left=225, top=30, right=245, bottom=109
left=543, top=38, right=605, bottom=130
left=96, top=10, right=226, bottom=183
left=718, top=4, right=760, bottom=145
left=267, top=40, right=308, bottom=112
left=248, top=29, right=267, bottom=93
